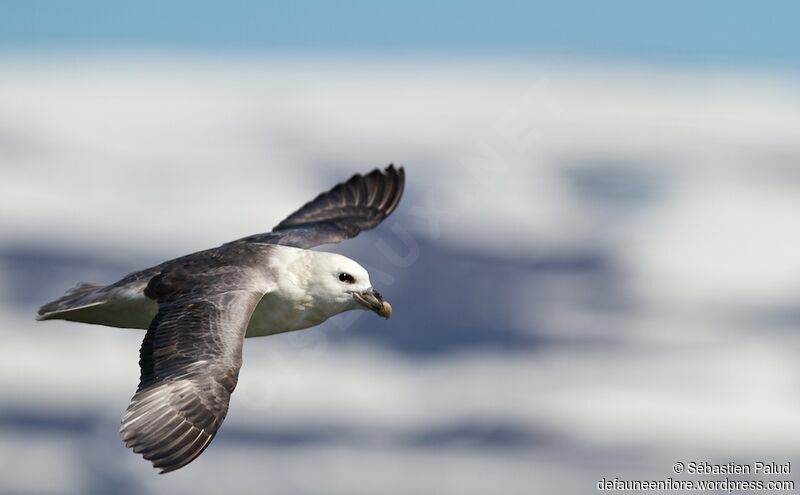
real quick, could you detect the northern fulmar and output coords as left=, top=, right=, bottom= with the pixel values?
left=37, top=165, right=405, bottom=473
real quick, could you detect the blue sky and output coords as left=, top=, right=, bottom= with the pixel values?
left=2, top=0, right=799, bottom=67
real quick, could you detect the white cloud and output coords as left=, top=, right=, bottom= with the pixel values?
left=1, top=56, right=799, bottom=494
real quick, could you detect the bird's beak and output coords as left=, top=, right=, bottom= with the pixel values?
left=353, top=288, right=393, bottom=319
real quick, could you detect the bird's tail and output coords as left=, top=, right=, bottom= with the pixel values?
left=37, top=282, right=108, bottom=321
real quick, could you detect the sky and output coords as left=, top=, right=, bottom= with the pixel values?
left=2, top=63, right=799, bottom=493
left=2, top=0, right=800, bottom=67
left=2, top=3, right=800, bottom=494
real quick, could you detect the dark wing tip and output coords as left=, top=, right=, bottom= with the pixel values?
left=120, top=382, right=226, bottom=474
left=123, top=422, right=214, bottom=475
left=273, top=163, right=406, bottom=232
left=239, top=164, right=406, bottom=248
left=381, top=164, right=405, bottom=217
left=347, top=163, right=404, bottom=220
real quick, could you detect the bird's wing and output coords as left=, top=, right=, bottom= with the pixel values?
left=238, top=164, right=405, bottom=249
left=120, top=244, right=275, bottom=473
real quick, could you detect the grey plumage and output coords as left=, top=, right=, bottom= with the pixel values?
left=37, top=282, right=106, bottom=317
left=238, top=164, right=404, bottom=248
left=36, top=165, right=405, bottom=473
left=122, top=243, right=275, bottom=473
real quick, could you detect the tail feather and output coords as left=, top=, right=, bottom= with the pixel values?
left=37, top=282, right=107, bottom=320
left=37, top=280, right=156, bottom=329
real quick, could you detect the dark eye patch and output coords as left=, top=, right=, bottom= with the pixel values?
left=338, top=272, right=355, bottom=283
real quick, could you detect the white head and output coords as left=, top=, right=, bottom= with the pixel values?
left=305, top=251, right=392, bottom=318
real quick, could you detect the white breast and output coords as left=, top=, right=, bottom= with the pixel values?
left=245, top=291, right=331, bottom=337
left=244, top=245, right=336, bottom=338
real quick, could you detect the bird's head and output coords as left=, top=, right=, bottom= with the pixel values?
left=308, top=252, right=392, bottom=319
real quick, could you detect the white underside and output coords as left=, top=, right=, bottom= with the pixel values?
left=84, top=290, right=330, bottom=338
left=53, top=245, right=366, bottom=338
left=245, top=292, right=334, bottom=337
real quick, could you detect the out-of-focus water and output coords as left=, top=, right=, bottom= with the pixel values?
left=1, top=57, right=799, bottom=494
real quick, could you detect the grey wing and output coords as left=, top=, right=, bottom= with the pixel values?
left=238, top=164, right=405, bottom=249
left=120, top=255, right=272, bottom=474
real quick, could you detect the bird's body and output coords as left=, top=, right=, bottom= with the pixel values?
left=41, top=244, right=371, bottom=337
left=36, top=165, right=405, bottom=473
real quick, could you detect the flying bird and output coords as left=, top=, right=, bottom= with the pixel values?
left=37, top=165, right=405, bottom=473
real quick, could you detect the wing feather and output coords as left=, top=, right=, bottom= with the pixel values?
left=120, top=243, right=274, bottom=473
left=238, top=164, right=405, bottom=248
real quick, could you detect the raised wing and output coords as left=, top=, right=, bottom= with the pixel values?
left=238, top=164, right=405, bottom=249
left=120, top=243, right=274, bottom=473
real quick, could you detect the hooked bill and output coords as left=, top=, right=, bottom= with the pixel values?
left=381, top=301, right=393, bottom=319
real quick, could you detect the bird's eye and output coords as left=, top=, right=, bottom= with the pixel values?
left=338, top=272, right=355, bottom=283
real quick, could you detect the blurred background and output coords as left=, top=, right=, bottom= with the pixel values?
left=1, top=1, right=800, bottom=494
